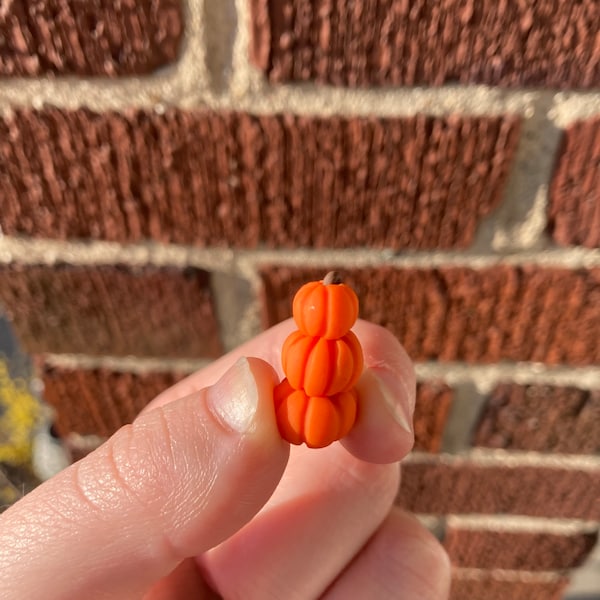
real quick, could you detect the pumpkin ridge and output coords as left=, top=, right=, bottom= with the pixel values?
left=333, top=337, right=353, bottom=393
left=305, top=395, right=340, bottom=448
left=283, top=331, right=305, bottom=389
left=322, top=337, right=335, bottom=395
left=300, top=335, right=321, bottom=391
left=281, top=330, right=300, bottom=381
left=276, top=388, right=308, bottom=445
left=314, top=283, right=327, bottom=338
left=330, top=338, right=347, bottom=394
left=303, top=337, right=331, bottom=396
left=298, top=391, right=308, bottom=441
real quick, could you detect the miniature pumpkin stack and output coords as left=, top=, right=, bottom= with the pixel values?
left=274, top=272, right=364, bottom=448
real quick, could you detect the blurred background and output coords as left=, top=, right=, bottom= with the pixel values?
left=0, top=1, right=599, bottom=598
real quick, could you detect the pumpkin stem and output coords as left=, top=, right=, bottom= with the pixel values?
left=323, top=271, right=342, bottom=285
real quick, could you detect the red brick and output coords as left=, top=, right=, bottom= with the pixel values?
left=474, top=384, right=600, bottom=454
left=398, top=459, right=600, bottom=520
left=261, top=266, right=600, bottom=366
left=0, top=264, right=222, bottom=358
left=41, top=364, right=183, bottom=437
left=414, top=382, right=452, bottom=452
left=0, top=109, right=520, bottom=250
left=444, top=527, right=598, bottom=571
left=0, top=0, right=182, bottom=76
left=549, top=117, right=600, bottom=248
left=251, top=0, right=600, bottom=89
left=450, top=573, right=568, bottom=600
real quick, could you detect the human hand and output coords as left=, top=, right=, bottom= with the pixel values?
left=0, top=320, right=450, bottom=599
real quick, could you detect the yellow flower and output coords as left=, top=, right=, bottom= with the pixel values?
left=0, top=359, right=40, bottom=465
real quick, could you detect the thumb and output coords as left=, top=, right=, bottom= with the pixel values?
left=0, top=357, right=288, bottom=600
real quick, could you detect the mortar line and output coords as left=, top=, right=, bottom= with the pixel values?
left=551, top=91, right=600, bottom=127
left=416, top=514, right=445, bottom=529
left=202, top=0, right=238, bottom=92
left=415, top=363, right=600, bottom=392
left=445, top=515, right=599, bottom=534
left=37, top=351, right=600, bottom=391
left=11, top=76, right=599, bottom=122
left=208, top=271, right=240, bottom=353
left=229, top=0, right=255, bottom=98
left=208, top=269, right=263, bottom=352
left=3, top=74, right=599, bottom=123
left=1, top=236, right=600, bottom=270
left=0, top=80, right=565, bottom=118
left=41, top=353, right=210, bottom=374
left=404, top=449, right=600, bottom=470
left=473, top=93, right=561, bottom=252
left=452, top=567, right=568, bottom=583
left=438, top=382, right=486, bottom=454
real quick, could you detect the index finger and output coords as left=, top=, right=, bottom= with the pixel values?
left=144, top=319, right=416, bottom=463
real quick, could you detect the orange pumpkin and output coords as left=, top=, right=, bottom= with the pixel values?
left=292, top=272, right=359, bottom=339
left=274, top=378, right=358, bottom=448
left=281, top=329, right=364, bottom=396
left=274, top=271, right=363, bottom=448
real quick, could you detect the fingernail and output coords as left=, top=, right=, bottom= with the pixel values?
left=367, top=368, right=413, bottom=434
left=206, top=357, right=259, bottom=433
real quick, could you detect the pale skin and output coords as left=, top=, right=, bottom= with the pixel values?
left=0, top=320, right=451, bottom=599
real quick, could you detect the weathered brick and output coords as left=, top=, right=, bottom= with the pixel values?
left=548, top=117, right=600, bottom=248
left=261, top=266, right=600, bottom=366
left=450, top=573, right=568, bottom=600
left=474, top=384, right=600, bottom=454
left=0, top=264, right=222, bottom=358
left=41, top=364, right=182, bottom=437
left=444, top=527, right=598, bottom=571
left=398, top=459, right=600, bottom=520
left=414, top=382, right=452, bottom=452
left=0, top=0, right=182, bottom=76
left=0, top=109, right=520, bottom=250
left=251, top=0, right=600, bottom=88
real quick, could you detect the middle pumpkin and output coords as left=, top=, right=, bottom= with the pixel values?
left=282, top=329, right=364, bottom=397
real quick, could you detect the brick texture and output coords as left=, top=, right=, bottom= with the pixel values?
left=0, top=264, right=222, bottom=358
left=548, top=117, right=600, bottom=248
left=414, top=382, right=452, bottom=452
left=450, top=575, right=568, bottom=600
left=444, top=527, right=598, bottom=571
left=398, top=460, right=600, bottom=520
left=261, top=266, right=600, bottom=366
left=0, top=0, right=182, bottom=76
left=0, top=109, right=520, bottom=250
left=474, top=384, right=600, bottom=454
left=41, top=364, right=182, bottom=437
left=250, top=0, right=600, bottom=88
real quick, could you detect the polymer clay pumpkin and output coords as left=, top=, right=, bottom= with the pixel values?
left=274, top=380, right=358, bottom=448
left=282, top=330, right=363, bottom=396
left=292, top=271, right=359, bottom=339
left=274, top=272, right=363, bottom=448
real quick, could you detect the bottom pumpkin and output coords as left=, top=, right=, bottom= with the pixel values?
left=273, top=378, right=358, bottom=448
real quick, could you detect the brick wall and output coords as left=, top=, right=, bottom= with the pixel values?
left=0, top=1, right=599, bottom=596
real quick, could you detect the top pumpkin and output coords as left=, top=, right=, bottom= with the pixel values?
left=292, top=272, right=359, bottom=339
